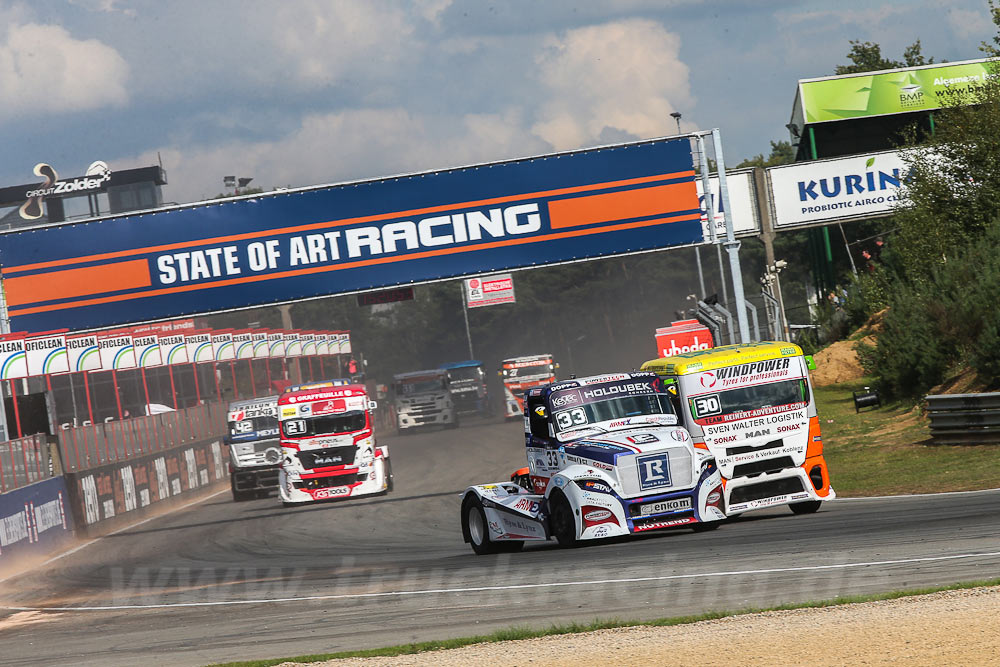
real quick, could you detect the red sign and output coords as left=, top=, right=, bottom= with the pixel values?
left=655, top=319, right=713, bottom=357
left=356, top=287, right=414, bottom=307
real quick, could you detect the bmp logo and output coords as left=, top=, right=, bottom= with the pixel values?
left=637, top=453, right=671, bottom=490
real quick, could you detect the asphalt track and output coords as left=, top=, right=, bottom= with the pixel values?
left=1, top=419, right=999, bottom=666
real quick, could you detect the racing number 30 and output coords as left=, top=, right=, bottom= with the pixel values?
left=555, top=407, right=588, bottom=430
left=692, top=395, right=721, bottom=418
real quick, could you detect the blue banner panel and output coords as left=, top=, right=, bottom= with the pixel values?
left=0, top=138, right=700, bottom=333
left=0, top=476, right=75, bottom=574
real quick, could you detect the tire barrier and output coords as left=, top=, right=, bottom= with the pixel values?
left=0, top=476, right=75, bottom=576
left=63, top=437, right=229, bottom=538
left=925, top=392, right=1000, bottom=445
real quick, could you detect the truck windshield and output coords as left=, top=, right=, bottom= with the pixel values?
left=229, top=416, right=279, bottom=437
left=504, top=363, right=551, bottom=379
left=282, top=411, right=366, bottom=437
left=446, top=367, right=482, bottom=383
left=690, top=378, right=809, bottom=422
left=398, top=379, right=444, bottom=395
left=552, top=394, right=674, bottom=433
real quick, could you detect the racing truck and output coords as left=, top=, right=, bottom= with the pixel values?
left=277, top=383, right=392, bottom=505
left=226, top=395, right=282, bottom=501
left=440, top=360, right=491, bottom=418
left=392, top=369, right=458, bottom=432
left=460, top=372, right=725, bottom=554
left=499, top=354, right=558, bottom=420
left=641, top=341, right=835, bottom=516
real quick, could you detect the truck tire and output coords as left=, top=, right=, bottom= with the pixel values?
left=383, top=459, right=394, bottom=494
left=462, top=496, right=502, bottom=555
left=548, top=490, right=578, bottom=548
left=231, top=480, right=251, bottom=502
left=790, top=500, right=822, bottom=514
left=692, top=520, right=721, bottom=532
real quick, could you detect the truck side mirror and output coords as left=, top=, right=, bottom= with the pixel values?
left=805, top=355, right=816, bottom=371
left=367, top=400, right=378, bottom=411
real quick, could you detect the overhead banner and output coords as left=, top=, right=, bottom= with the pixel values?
left=66, top=334, right=101, bottom=372
left=233, top=331, right=254, bottom=359
left=212, top=331, right=235, bottom=361
left=252, top=331, right=269, bottom=358
left=185, top=331, right=213, bottom=363
left=159, top=333, right=188, bottom=365
left=98, top=333, right=137, bottom=370
left=697, top=170, right=759, bottom=239
left=133, top=333, right=163, bottom=367
left=0, top=138, right=700, bottom=332
left=465, top=274, right=516, bottom=308
left=0, top=336, right=28, bottom=379
left=797, top=58, right=997, bottom=125
left=768, top=149, right=908, bottom=229
left=25, top=333, right=69, bottom=376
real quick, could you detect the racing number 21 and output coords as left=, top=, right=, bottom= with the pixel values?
left=555, top=408, right=588, bottom=430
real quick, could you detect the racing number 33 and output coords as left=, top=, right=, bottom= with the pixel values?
left=555, top=408, right=587, bottom=429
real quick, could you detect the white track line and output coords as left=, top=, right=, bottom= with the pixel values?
left=0, top=489, right=228, bottom=586
left=835, top=487, right=1000, bottom=501
left=5, top=550, right=1000, bottom=612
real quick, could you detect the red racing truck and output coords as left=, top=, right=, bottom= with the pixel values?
left=277, top=383, right=392, bottom=506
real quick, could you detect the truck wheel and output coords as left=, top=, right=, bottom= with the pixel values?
left=231, top=483, right=250, bottom=502
left=548, top=491, right=578, bottom=548
left=692, top=520, right=720, bottom=532
left=383, top=460, right=394, bottom=494
left=790, top=500, right=822, bottom=514
left=462, top=496, right=501, bottom=555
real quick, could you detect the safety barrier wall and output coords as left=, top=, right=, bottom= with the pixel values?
left=0, top=476, right=75, bottom=574
left=925, top=392, right=1000, bottom=445
left=56, top=403, right=227, bottom=472
left=0, top=434, right=53, bottom=494
left=63, top=436, right=229, bottom=537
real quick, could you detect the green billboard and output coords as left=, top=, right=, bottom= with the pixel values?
left=800, top=58, right=998, bottom=123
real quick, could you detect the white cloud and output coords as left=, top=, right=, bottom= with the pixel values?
left=131, top=106, right=546, bottom=203
left=530, top=19, right=692, bottom=150
left=0, top=23, right=129, bottom=119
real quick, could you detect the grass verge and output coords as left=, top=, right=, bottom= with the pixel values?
left=814, top=378, right=1000, bottom=496
left=206, top=577, right=1000, bottom=667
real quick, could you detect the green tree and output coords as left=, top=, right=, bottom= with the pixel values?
left=736, top=140, right=795, bottom=168
left=834, top=39, right=933, bottom=75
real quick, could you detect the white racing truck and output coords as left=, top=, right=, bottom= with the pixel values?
left=460, top=372, right=725, bottom=554
left=393, top=369, right=458, bottom=433
left=226, top=395, right=282, bottom=501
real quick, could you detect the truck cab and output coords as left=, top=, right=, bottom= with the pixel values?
left=440, top=360, right=491, bottom=417
left=642, top=342, right=835, bottom=516
left=277, top=384, right=391, bottom=505
left=392, top=369, right=458, bottom=432
left=226, top=395, right=282, bottom=501
left=499, top=354, right=558, bottom=419
left=460, top=372, right=725, bottom=554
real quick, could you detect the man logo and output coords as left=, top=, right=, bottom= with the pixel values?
left=637, top=453, right=671, bottom=490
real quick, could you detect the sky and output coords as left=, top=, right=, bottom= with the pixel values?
left=0, top=0, right=995, bottom=208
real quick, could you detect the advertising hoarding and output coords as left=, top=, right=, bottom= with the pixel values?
left=211, top=332, right=235, bottom=361
left=159, top=334, right=188, bottom=365
left=655, top=319, right=714, bottom=358
left=97, top=333, right=137, bottom=370
left=0, top=337, right=28, bottom=379
left=697, top=170, right=760, bottom=239
left=133, top=333, right=163, bottom=367
left=233, top=331, right=254, bottom=359
left=251, top=331, right=269, bottom=358
left=65, top=334, right=101, bottom=372
left=184, top=332, right=213, bottom=364
left=0, top=139, right=700, bottom=333
left=798, top=58, right=997, bottom=124
left=25, top=333, right=69, bottom=376
left=465, top=274, right=515, bottom=308
left=267, top=332, right=285, bottom=358
left=768, top=149, right=908, bottom=229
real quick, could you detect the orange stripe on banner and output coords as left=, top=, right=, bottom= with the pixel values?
left=6, top=170, right=695, bottom=274
left=548, top=181, right=698, bottom=229
left=9, top=212, right=701, bottom=316
left=5, top=259, right=151, bottom=308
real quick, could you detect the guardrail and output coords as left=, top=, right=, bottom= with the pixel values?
left=56, top=402, right=227, bottom=472
left=0, top=434, right=52, bottom=493
left=925, top=392, right=1000, bottom=445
